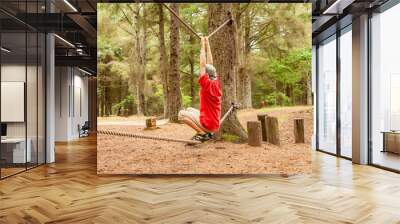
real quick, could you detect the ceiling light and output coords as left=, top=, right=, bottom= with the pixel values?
left=1, top=47, right=11, bottom=53
left=54, top=34, right=75, bottom=48
left=76, top=49, right=84, bottom=55
left=63, top=0, right=78, bottom=12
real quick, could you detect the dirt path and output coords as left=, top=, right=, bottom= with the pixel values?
left=97, top=106, right=313, bottom=174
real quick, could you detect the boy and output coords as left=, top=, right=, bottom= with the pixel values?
left=178, top=37, right=222, bottom=142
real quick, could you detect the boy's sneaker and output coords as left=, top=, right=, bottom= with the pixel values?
left=192, top=133, right=214, bottom=142
left=191, top=134, right=203, bottom=141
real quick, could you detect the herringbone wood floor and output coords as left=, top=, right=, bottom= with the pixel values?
left=1, top=135, right=400, bottom=224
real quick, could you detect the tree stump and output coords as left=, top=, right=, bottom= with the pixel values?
left=294, top=118, right=305, bottom=143
left=145, top=118, right=157, bottom=130
left=247, top=121, right=262, bottom=147
left=257, top=114, right=268, bottom=141
left=267, top=116, right=280, bottom=145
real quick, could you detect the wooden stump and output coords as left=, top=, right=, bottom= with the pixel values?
left=257, top=114, right=268, bottom=142
left=247, top=121, right=262, bottom=147
left=266, top=116, right=280, bottom=146
left=294, top=118, right=305, bottom=143
left=145, top=118, right=157, bottom=130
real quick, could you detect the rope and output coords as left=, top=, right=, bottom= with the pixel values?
left=98, top=103, right=240, bottom=145
left=162, top=3, right=201, bottom=39
left=220, top=103, right=240, bottom=125
left=208, top=19, right=232, bottom=38
left=97, top=129, right=200, bottom=145
left=162, top=3, right=232, bottom=40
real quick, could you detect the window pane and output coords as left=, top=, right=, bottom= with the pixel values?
left=371, top=4, right=400, bottom=171
left=340, top=27, right=352, bottom=158
left=318, top=35, right=337, bottom=154
left=38, top=33, right=45, bottom=165
left=27, top=31, right=38, bottom=169
left=1, top=31, right=27, bottom=177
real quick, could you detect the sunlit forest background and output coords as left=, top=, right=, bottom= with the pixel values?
left=98, top=3, right=312, bottom=118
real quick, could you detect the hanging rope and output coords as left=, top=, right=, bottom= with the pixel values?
left=220, top=103, right=240, bottom=125
left=208, top=19, right=232, bottom=38
left=162, top=3, right=202, bottom=39
left=98, top=129, right=201, bottom=145
left=162, top=3, right=232, bottom=40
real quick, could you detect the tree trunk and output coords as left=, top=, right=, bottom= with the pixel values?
left=209, top=3, right=247, bottom=141
left=132, top=4, right=147, bottom=116
left=137, top=5, right=147, bottom=116
left=233, top=5, right=252, bottom=109
left=247, top=121, right=262, bottom=146
left=158, top=4, right=169, bottom=117
left=241, top=68, right=252, bottom=108
left=99, top=90, right=104, bottom=117
left=189, top=34, right=196, bottom=107
left=105, top=86, right=111, bottom=116
left=98, top=74, right=105, bottom=117
left=233, top=4, right=242, bottom=105
left=294, top=118, right=305, bottom=143
left=167, top=3, right=182, bottom=122
left=267, top=116, right=280, bottom=145
left=307, top=72, right=312, bottom=105
left=257, top=113, right=268, bottom=141
left=103, top=57, right=112, bottom=116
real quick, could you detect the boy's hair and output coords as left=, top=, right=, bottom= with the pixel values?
left=205, top=64, right=217, bottom=80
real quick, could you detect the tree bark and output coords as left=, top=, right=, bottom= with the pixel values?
left=189, top=34, right=196, bottom=107
left=209, top=3, right=247, bottom=141
left=158, top=4, right=169, bottom=117
left=242, top=7, right=252, bottom=108
left=99, top=85, right=104, bottom=117
left=234, top=4, right=252, bottom=109
left=134, top=4, right=147, bottom=116
left=103, top=55, right=112, bottom=116
left=294, top=118, right=305, bottom=143
left=257, top=113, right=268, bottom=141
left=167, top=3, right=182, bottom=122
left=267, top=116, right=280, bottom=145
left=247, top=121, right=262, bottom=146
left=307, top=72, right=312, bottom=105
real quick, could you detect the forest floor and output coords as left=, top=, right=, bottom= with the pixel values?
left=97, top=106, right=313, bottom=175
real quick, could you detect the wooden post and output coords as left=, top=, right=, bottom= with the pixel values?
left=294, top=118, right=305, bottom=143
left=267, top=116, right=280, bottom=145
left=257, top=114, right=268, bottom=142
left=247, top=121, right=262, bottom=147
left=145, top=118, right=157, bottom=130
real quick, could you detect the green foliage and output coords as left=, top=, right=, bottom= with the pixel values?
left=222, top=134, right=241, bottom=143
left=265, top=92, right=292, bottom=106
left=182, top=95, right=193, bottom=108
left=146, top=84, right=165, bottom=115
left=251, top=47, right=311, bottom=108
left=112, top=95, right=136, bottom=116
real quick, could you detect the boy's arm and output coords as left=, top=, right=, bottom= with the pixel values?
left=200, top=37, right=206, bottom=75
left=205, top=37, right=213, bottom=65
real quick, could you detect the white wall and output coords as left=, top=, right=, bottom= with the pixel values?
left=55, top=67, right=89, bottom=141
left=1, top=65, right=28, bottom=138
left=55, top=67, right=69, bottom=141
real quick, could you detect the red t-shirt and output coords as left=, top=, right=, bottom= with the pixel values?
left=199, top=74, right=222, bottom=132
